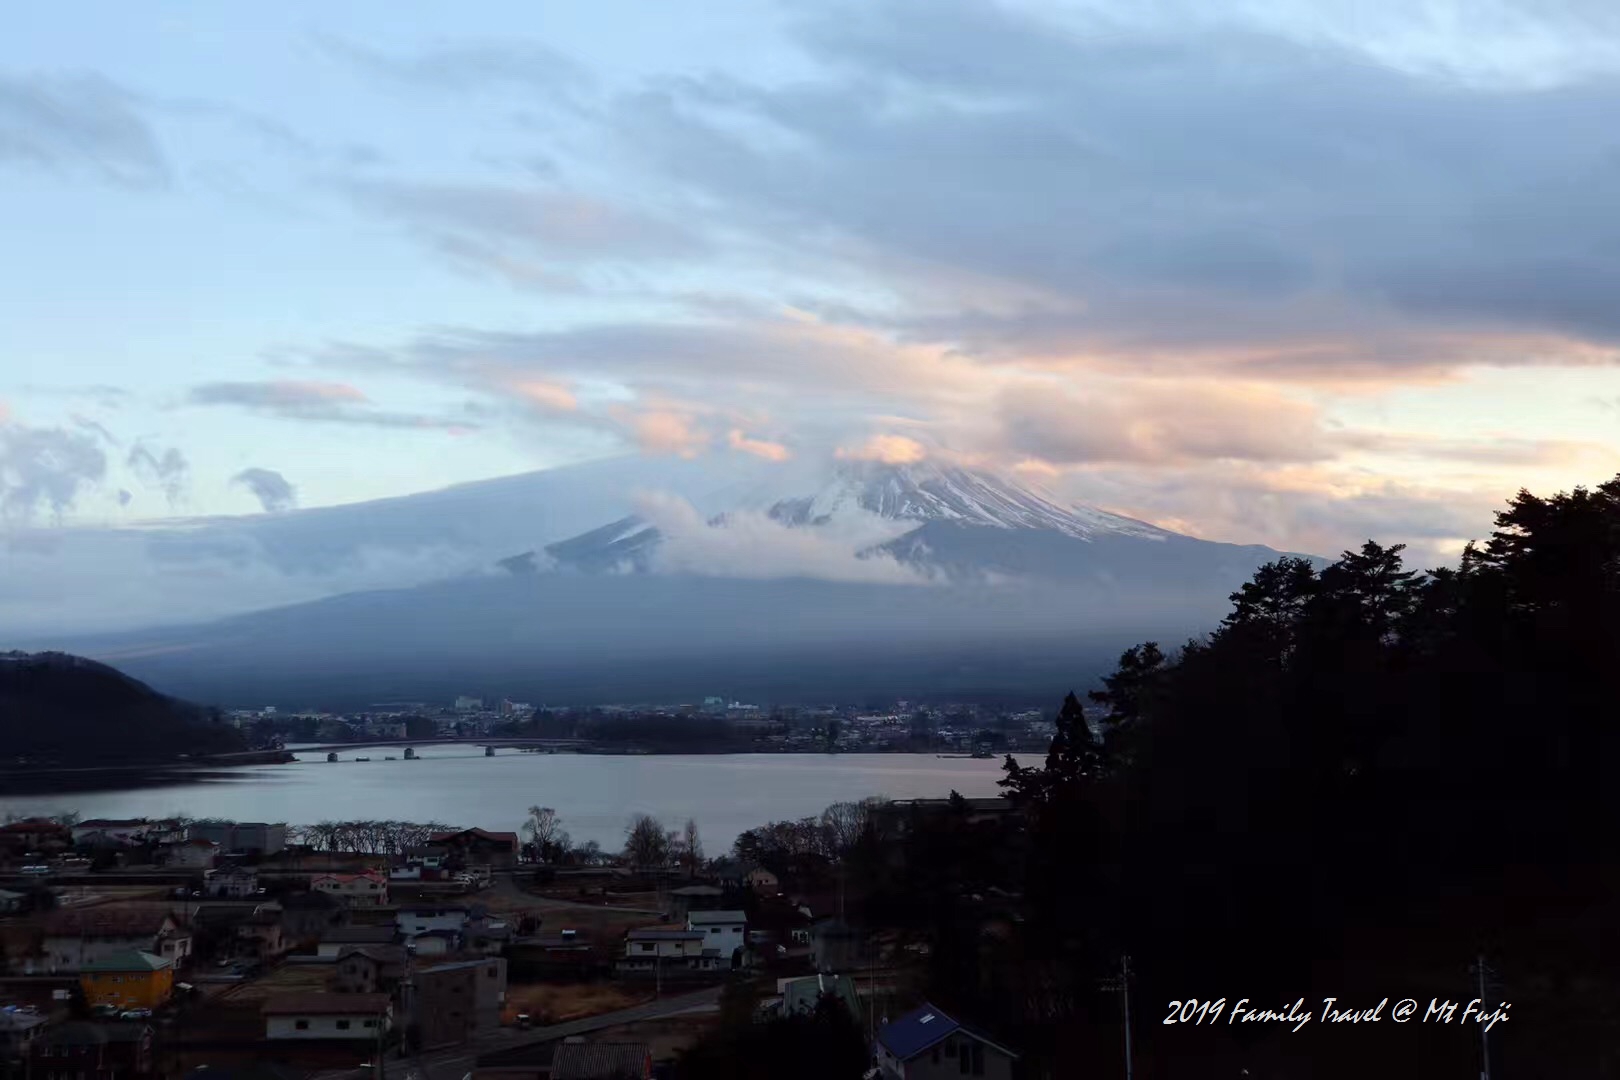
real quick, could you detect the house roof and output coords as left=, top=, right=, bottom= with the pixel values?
left=418, top=957, right=496, bottom=974
left=313, top=871, right=386, bottom=884
left=878, top=1004, right=960, bottom=1060
left=627, top=929, right=703, bottom=941
left=550, top=1041, right=650, bottom=1080
left=669, top=885, right=723, bottom=897
left=322, top=926, right=397, bottom=944
left=687, top=909, right=746, bottom=925
left=781, top=973, right=861, bottom=1017
left=877, top=1004, right=1017, bottom=1062
left=37, top=1022, right=149, bottom=1048
left=337, top=945, right=407, bottom=971
left=81, top=950, right=173, bottom=974
left=261, top=993, right=389, bottom=1016
left=43, top=906, right=173, bottom=938
left=76, top=819, right=150, bottom=828
left=0, top=888, right=25, bottom=901
left=428, top=828, right=519, bottom=848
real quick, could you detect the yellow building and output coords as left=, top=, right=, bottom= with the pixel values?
left=79, top=950, right=175, bottom=1010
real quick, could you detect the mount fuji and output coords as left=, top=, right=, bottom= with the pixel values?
left=44, top=457, right=1310, bottom=707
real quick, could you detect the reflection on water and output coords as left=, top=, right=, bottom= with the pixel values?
left=0, top=749, right=1006, bottom=851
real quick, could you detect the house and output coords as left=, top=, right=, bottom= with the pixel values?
left=41, top=907, right=192, bottom=972
left=428, top=828, right=519, bottom=870
left=412, top=956, right=507, bottom=1048
left=550, top=1040, right=653, bottom=1080
left=317, top=925, right=397, bottom=958
left=204, top=866, right=260, bottom=898
left=312, top=871, right=388, bottom=907
left=686, top=910, right=747, bottom=965
left=79, top=950, right=175, bottom=1010
left=332, top=945, right=406, bottom=994
left=874, top=1004, right=1017, bottom=1080
left=406, top=928, right=463, bottom=957
left=235, top=906, right=287, bottom=959
left=160, top=838, right=220, bottom=869
left=280, top=890, right=346, bottom=943
left=617, top=928, right=723, bottom=976
left=0, top=1006, right=49, bottom=1060
left=746, top=866, right=780, bottom=894
left=28, top=1022, right=152, bottom=1080
left=778, top=972, right=861, bottom=1019
left=0, top=818, right=72, bottom=853
left=810, top=918, right=863, bottom=973
left=70, top=820, right=155, bottom=847
left=262, top=993, right=391, bottom=1040
left=396, top=905, right=470, bottom=939
left=188, top=821, right=287, bottom=856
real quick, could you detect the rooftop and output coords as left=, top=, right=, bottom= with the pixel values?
left=322, top=926, right=397, bottom=944
left=261, top=993, right=390, bottom=1016
left=43, top=906, right=173, bottom=937
left=550, top=1041, right=650, bottom=1080
left=687, top=909, right=746, bottom=925
left=81, top=949, right=174, bottom=974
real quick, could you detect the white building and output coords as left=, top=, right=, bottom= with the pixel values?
left=204, top=866, right=260, bottom=898
left=161, top=839, right=220, bottom=870
left=262, top=993, right=390, bottom=1040
left=395, top=905, right=470, bottom=938
left=687, top=909, right=747, bottom=962
left=617, top=928, right=723, bottom=975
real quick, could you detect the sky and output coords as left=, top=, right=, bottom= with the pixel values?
left=7, top=0, right=1620, bottom=563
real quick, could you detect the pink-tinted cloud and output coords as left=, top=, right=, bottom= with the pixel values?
left=727, top=429, right=791, bottom=461
left=837, top=434, right=928, bottom=464
left=509, top=378, right=579, bottom=413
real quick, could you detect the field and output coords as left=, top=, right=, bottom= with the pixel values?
left=501, top=981, right=652, bottom=1025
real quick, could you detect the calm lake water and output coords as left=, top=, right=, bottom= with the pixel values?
left=0, top=747, right=1006, bottom=851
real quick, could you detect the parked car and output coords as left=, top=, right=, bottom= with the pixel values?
left=119, top=1009, right=152, bottom=1020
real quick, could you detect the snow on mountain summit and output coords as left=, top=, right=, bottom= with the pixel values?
left=764, top=460, right=1169, bottom=541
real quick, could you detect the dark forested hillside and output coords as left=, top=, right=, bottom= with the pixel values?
left=0, top=651, right=244, bottom=764
left=862, top=476, right=1620, bottom=1078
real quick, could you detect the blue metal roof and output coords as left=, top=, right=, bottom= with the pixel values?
left=877, top=1003, right=960, bottom=1060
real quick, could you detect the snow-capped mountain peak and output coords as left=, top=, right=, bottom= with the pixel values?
left=763, top=460, right=1167, bottom=541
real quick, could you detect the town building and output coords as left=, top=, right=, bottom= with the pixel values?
left=41, top=907, right=192, bottom=972
left=187, top=821, right=287, bottom=856
left=550, top=1040, right=653, bottom=1079
left=617, top=928, right=724, bottom=976
left=312, top=871, right=389, bottom=906
left=411, top=956, right=507, bottom=1049
left=428, top=828, right=519, bottom=870
left=204, top=865, right=260, bottom=898
left=317, top=925, right=397, bottom=958
left=686, top=910, right=747, bottom=965
left=874, top=1004, right=1017, bottom=1080
left=332, top=946, right=407, bottom=995
left=160, top=838, right=220, bottom=869
left=262, top=993, right=391, bottom=1041
left=28, top=1022, right=152, bottom=1080
left=78, top=950, right=175, bottom=1010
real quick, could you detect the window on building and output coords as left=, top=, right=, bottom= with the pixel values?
left=945, top=1038, right=957, bottom=1057
left=336, top=1020, right=351, bottom=1030
left=971, top=1043, right=985, bottom=1076
left=295, top=1020, right=309, bottom=1030
left=363, top=1019, right=376, bottom=1028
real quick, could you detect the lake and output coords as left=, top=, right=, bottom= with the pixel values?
left=0, top=747, right=1007, bottom=852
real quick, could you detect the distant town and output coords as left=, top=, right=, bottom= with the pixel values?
left=227, top=696, right=1072, bottom=757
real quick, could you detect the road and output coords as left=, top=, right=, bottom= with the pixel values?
left=309, top=986, right=722, bottom=1080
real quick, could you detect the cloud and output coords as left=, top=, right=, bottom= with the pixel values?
left=623, top=410, right=709, bottom=458
left=632, top=489, right=928, bottom=584
left=995, top=380, right=1330, bottom=467
left=315, top=35, right=592, bottom=98
left=509, top=379, right=580, bottom=414
left=837, top=434, right=928, bottom=464
left=341, top=180, right=706, bottom=289
left=0, top=418, right=107, bottom=521
left=0, top=72, right=169, bottom=187
left=597, top=0, right=1620, bottom=377
left=230, top=467, right=297, bottom=513
left=727, top=429, right=792, bottom=461
left=188, top=380, right=474, bottom=430
left=126, top=441, right=190, bottom=506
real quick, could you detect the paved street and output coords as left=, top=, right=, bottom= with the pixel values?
left=310, top=986, right=722, bottom=1080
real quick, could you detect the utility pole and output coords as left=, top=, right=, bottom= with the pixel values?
left=1101, top=955, right=1134, bottom=1080
left=1471, top=954, right=1494, bottom=1080
left=1121, top=955, right=1134, bottom=1080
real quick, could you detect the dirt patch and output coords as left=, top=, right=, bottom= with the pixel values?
left=216, top=962, right=333, bottom=1003
left=502, top=982, right=652, bottom=1025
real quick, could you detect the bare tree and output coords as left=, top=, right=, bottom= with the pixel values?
left=523, top=807, right=565, bottom=858
left=623, top=813, right=670, bottom=870
left=679, top=818, right=704, bottom=876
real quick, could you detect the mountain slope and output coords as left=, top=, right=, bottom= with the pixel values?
left=0, top=651, right=244, bottom=764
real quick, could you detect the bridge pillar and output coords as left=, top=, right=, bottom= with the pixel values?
left=404, top=747, right=417, bottom=760
left=485, top=745, right=496, bottom=757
